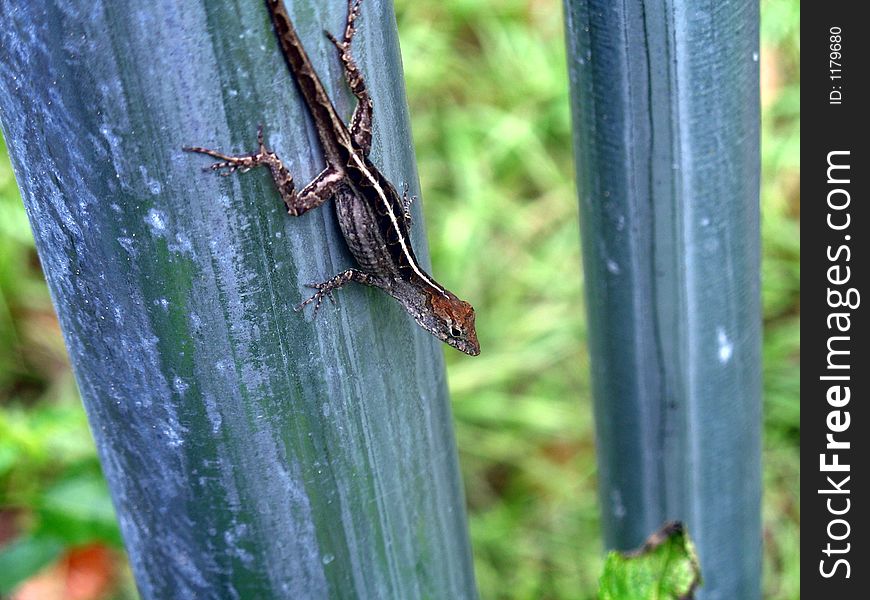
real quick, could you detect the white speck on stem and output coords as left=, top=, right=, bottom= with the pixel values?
left=146, top=208, right=167, bottom=232
left=611, top=489, right=626, bottom=519
left=717, top=327, right=733, bottom=363
left=140, top=165, right=162, bottom=195
left=117, top=237, right=136, bottom=256
left=173, top=376, right=189, bottom=395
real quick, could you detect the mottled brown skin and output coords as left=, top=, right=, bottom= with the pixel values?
left=183, top=0, right=479, bottom=355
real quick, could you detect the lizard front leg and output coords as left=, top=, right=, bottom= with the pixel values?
left=326, top=0, right=373, bottom=155
left=183, top=125, right=343, bottom=216
left=295, top=268, right=379, bottom=315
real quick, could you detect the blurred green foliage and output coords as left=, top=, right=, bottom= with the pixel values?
left=0, top=0, right=799, bottom=598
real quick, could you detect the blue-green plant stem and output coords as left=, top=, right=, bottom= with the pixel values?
left=563, top=1, right=762, bottom=598
left=0, top=1, right=477, bottom=598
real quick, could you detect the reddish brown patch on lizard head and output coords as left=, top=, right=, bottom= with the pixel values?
left=428, top=292, right=480, bottom=356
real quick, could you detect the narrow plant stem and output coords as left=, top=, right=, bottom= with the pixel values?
left=563, top=1, right=762, bottom=598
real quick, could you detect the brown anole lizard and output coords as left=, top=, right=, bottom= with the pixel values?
left=184, top=0, right=479, bottom=355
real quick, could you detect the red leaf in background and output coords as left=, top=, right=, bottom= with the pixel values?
left=13, top=544, right=116, bottom=600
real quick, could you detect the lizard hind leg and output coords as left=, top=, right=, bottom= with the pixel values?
left=325, top=0, right=373, bottom=154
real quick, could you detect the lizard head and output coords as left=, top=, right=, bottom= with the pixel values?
left=425, top=292, right=480, bottom=356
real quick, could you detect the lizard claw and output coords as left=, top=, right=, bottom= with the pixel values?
left=256, top=124, right=266, bottom=151
left=294, top=283, right=337, bottom=316
left=325, top=30, right=343, bottom=50
left=401, top=182, right=415, bottom=225
left=308, top=282, right=338, bottom=306
left=201, top=161, right=236, bottom=175
left=184, top=127, right=268, bottom=177
left=293, top=269, right=366, bottom=317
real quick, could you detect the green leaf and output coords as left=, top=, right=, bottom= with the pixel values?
left=35, top=473, right=121, bottom=546
left=0, top=535, right=64, bottom=595
left=599, top=522, right=701, bottom=600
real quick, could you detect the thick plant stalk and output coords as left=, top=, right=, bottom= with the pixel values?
left=563, top=1, right=762, bottom=599
left=0, top=1, right=477, bottom=598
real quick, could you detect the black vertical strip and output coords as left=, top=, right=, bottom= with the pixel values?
left=803, top=4, right=867, bottom=597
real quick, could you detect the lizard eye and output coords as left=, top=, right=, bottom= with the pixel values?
left=449, top=324, right=463, bottom=338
